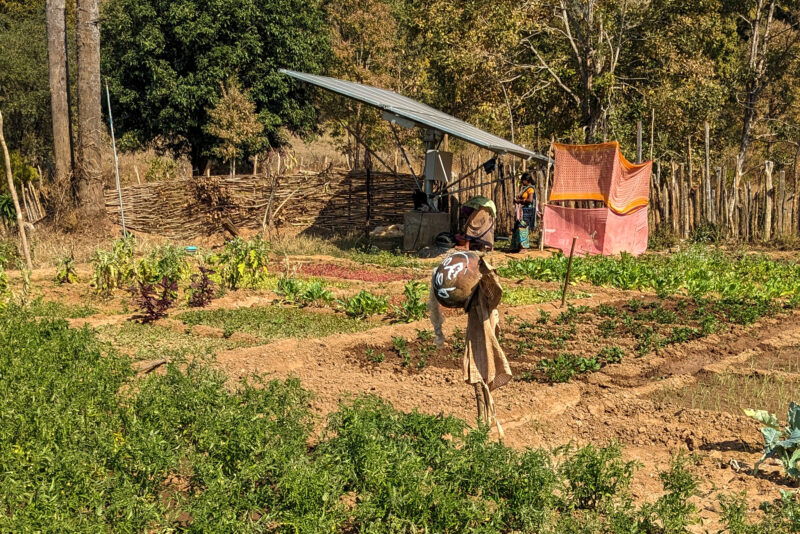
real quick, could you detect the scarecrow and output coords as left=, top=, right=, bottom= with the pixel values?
left=428, top=251, right=511, bottom=435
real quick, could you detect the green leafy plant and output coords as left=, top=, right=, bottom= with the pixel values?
left=365, top=347, right=385, bottom=363
left=338, top=290, right=388, bottom=319
left=55, top=255, right=78, bottom=284
left=539, top=353, right=600, bottom=383
left=216, top=236, right=271, bottom=290
left=392, top=335, right=411, bottom=367
left=598, top=319, right=618, bottom=338
left=557, top=441, right=637, bottom=512
left=90, top=236, right=136, bottom=296
left=134, top=244, right=190, bottom=285
left=745, top=402, right=800, bottom=478
left=277, top=277, right=334, bottom=306
left=187, top=266, right=216, bottom=307
left=276, top=276, right=304, bottom=302
left=597, top=304, right=618, bottom=317
left=392, top=281, right=428, bottom=322
left=599, top=346, right=624, bottom=364
left=537, top=309, right=551, bottom=324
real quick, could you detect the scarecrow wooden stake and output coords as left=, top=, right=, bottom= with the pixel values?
left=428, top=251, right=511, bottom=436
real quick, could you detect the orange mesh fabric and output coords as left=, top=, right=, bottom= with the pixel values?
left=549, top=142, right=651, bottom=214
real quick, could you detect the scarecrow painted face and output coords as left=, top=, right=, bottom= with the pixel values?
left=431, top=251, right=482, bottom=309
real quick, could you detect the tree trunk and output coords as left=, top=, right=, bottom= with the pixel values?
left=46, top=0, right=73, bottom=186
left=76, top=0, right=105, bottom=217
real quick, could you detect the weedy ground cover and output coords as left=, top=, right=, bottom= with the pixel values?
left=502, top=286, right=590, bottom=306
left=0, top=308, right=795, bottom=532
left=498, top=245, right=800, bottom=301
left=28, top=297, right=96, bottom=319
left=96, top=321, right=248, bottom=361
left=179, top=305, right=375, bottom=342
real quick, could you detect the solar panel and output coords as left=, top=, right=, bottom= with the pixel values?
left=280, top=69, right=549, bottom=162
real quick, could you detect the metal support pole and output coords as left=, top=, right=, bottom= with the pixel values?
left=106, top=83, right=127, bottom=236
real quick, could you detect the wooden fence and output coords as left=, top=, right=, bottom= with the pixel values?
left=109, top=153, right=799, bottom=245
left=104, top=170, right=418, bottom=238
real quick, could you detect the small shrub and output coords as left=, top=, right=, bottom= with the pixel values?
left=129, top=276, right=178, bottom=323
left=338, top=290, right=388, bottom=319
left=558, top=441, right=637, bottom=512
left=55, top=255, right=78, bottom=284
left=539, top=353, right=600, bottom=383
left=187, top=266, right=216, bottom=308
left=135, top=244, right=190, bottom=285
left=216, top=236, right=271, bottom=290
left=392, top=281, right=428, bottom=323
left=90, top=236, right=136, bottom=296
left=640, top=453, right=699, bottom=532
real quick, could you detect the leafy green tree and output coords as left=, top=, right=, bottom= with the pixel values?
left=0, top=1, right=53, bottom=164
left=205, top=77, right=264, bottom=176
left=100, top=0, right=329, bottom=170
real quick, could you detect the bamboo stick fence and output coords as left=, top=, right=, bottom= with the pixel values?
left=104, top=170, right=419, bottom=238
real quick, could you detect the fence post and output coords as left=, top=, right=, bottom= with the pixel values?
left=561, top=236, right=577, bottom=308
left=636, top=120, right=642, bottom=164
left=764, top=161, right=774, bottom=242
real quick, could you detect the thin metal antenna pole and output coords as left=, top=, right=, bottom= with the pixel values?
left=105, top=82, right=127, bottom=236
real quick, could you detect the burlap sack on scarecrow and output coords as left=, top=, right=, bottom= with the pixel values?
left=463, top=258, right=511, bottom=435
left=429, top=252, right=512, bottom=435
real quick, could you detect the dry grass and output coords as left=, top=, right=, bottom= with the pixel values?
left=746, top=346, right=800, bottom=374
left=650, top=371, right=800, bottom=417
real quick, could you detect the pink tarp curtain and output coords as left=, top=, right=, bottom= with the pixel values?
left=542, top=204, right=649, bottom=256
left=542, top=142, right=651, bottom=257
left=549, top=142, right=652, bottom=214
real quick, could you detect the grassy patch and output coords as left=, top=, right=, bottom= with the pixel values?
left=179, top=305, right=375, bottom=342
left=28, top=298, right=97, bottom=318
left=502, top=287, right=590, bottom=306
left=95, top=321, right=247, bottom=360
left=650, top=371, right=800, bottom=417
